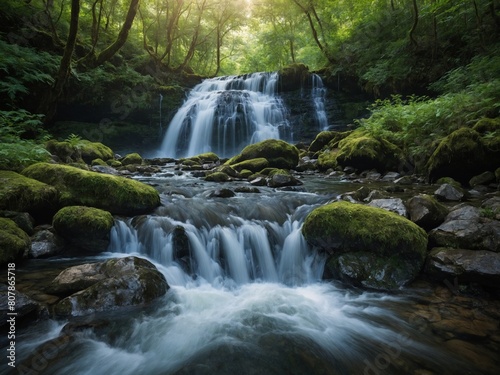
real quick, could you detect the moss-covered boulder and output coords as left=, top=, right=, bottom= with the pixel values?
left=267, top=169, right=301, bottom=188
left=205, top=171, right=230, bottom=182
left=188, top=152, right=220, bottom=164
left=45, top=140, right=82, bottom=163
left=121, top=152, right=143, bottom=166
left=21, top=163, right=160, bottom=215
left=302, top=201, right=428, bottom=289
left=78, top=140, right=114, bottom=164
left=427, top=128, right=488, bottom=183
left=0, top=170, right=59, bottom=220
left=317, top=149, right=339, bottom=171
left=231, top=158, right=270, bottom=173
left=52, top=206, right=114, bottom=252
left=406, top=194, right=448, bottom=230
left=91, top=158, right=107, bottom=166
left=227, top=139, right=299, bottom=170
left=334, top=132, right=403, bottom=172
left=0, top=218, right=30, bottom=265
left=309, top=131, right=352, bottom=153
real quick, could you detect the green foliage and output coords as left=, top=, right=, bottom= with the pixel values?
left=0, top=39, right=58, bottom=106
left=0, top=110, right=50, bottom=171
left=65, top=133, right=83, bottom=147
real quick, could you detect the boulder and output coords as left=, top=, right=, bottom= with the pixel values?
left=426, top=247, right=500, bottom=287
left=0, top=218, right=30, bottom=266
left=77, top=140, right=114, bottom=164
left=0, top=211, right=34, bottom=235
left=308, top=131, right=351, bottom=153
left=367, top=198, right=407, bottom=217
left=205, top=171, right=230, bottom=182
left=317, top=149, right=339, bottom=171
left=227, top=139, right=299, bottom=170
left=427, top=127, right=488, bottom=183
left=29, top=227, right=65, bottom=258
left=469, top=171, right=496, bottom=187
left=434, top=183, right=464, bottom=202
left=267, top=169, right=301, bottom=188
left=406, top=194, right=448, bottom=230
left=121, top=152, right=143, bottom=166
left=302, top=201, right=428, bottom=289
left=334, top=132, right=403, bottom=172
left=45, top=139, right=113, bottom=164
left=209, top=188, right=235, bottom=198
left=0, top=284, right=39, bottom=325
left=0, top=170, right=58, bottom=220
left=52, top=256, right=168, bottom=317
left=21, top=163, right=160, bottom=215
left=429, top=206, right=500, bottom=252
left=52, top=206, right=114, bottom=253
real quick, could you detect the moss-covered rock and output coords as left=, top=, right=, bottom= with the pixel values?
left=436, top=177, right=462, bottom=189
left=406, top=194, right=448, bottom=230
left=21, top=163, right=160, bottom=215
left=78, top=140, right=114, bottom=164
left=91, top=158, right=107, bottom=166
left=309, top=131, right=352, bottom=153
left=0, top=170, right=59, bottom=220
left=0, top=218, right=30, bottom=265
left=121, top=152, right=143, bottom=166
left=108, top=160, right=122, bottom=168
left=317, top=149, right=339, bottom=171
left=302, top=201, right=428, bottom=289
left=45, top=140, right=82, bottom=163
left=472, top=117, right=500, bottom=134
left=266, top=168, right=301, bottom=188
left=231, top=158, right=270, bottom=173
left=189, top=152, right=220, bottom=164
left=227, top=139, right=299, bottom=170
left=427, top=127, right=488, bottom=183
left=334, top=132, right=403, bottom=172
left=52, top=206, right=114, bottom=252
left=205, top=171, right=230, bottom=182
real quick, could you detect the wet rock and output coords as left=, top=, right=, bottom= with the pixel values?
left=91, top=165, right=120, bottom=175
left=434, top=183, right=464, bottom=201
left=209, top=188, right=236, bottom=198
left=52, top=206, right=114, bottom=253
left=469, top=171, right=496, bottom=187
left=429, top=206, right=500, bottom=251
left=46, top=262, right=105, bottom=295
left=0, top=284, right=40, bottom=325
left=267, top=169, right=301, bottom=188
left=406, top=194, right=448, bottom=230
left=29, top=226, right=65, bottom=258
left=394, top=175, right=413, bottom=185
left=482, top=196, right=500, bottom=213
left=53, top=256, right=168, bottom=317
left=425, top=247, right=500, bottom=287
left=340, top=186, right=371, bottom=202
left=234, top=186, right=260, bottom=193
left=363, top=189, right=387, bottom=202
left=368, top=198, right=407, bottom=217
left=205, top=171, right=230, bottom=182
left=250, top=177, right=267, bottom=186
left=364, top=171, right=381, bottom=180
left=381, top=171, right=401, bottom=181
left=303, top=201, right=427, bottom=290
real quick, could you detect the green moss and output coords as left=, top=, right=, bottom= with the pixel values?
left=91, top=158, right=107, bottom=166
left=192, top=152, right=219, bottom=163
left=308, top=131, right=352, bottom=153
left=436, top=177, right=462, bottom=189
left=21, top=163, right=160, bottom=215
left=231, top=158, right=269, bottom=173
left=302, top=201, right=427, bottom=258
left=335, top=131, right=403, bottom=172
left=227, top=139, right=299, bottom=170
left=239, top=169, right=253, bottom=178
left=0, top=170, right=58, bottom=214
left=472, top=117, right=500, bottom=134
left=53, top=206, right=114, bottom=238
left=278, top=63, right=309, bottom=91
left=427, top=127, right=488, bottom=183
left=78, top=140, right=114, bottom=164
left=317, top=149, right=339, bottom=171
left=0, top=218, right=30, bottom=265
left=205, top=172, right=230, bottom=182
left=108, top=160, right=122, bottom=168
left=121, top=153, right=143, bottom=166
left=46, top=140, right=82, bottom=163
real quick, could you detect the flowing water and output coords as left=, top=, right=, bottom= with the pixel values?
left=8, top=172, right=485, bottom=375
left=158, top=72, right=292, bottom=158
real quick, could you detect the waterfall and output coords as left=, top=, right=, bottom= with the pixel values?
left=158, top=72, right=291, bottom=158
left=311, top=73, right=329, bottom=131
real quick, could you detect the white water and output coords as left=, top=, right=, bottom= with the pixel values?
left=312, top=73, right=329, bottom=131
left=158, top=72, right=291, bottom=158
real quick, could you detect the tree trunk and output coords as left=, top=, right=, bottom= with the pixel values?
left=85, top=0, right=140, bottom=67
left=38, top=0, right=79, bottom=124
left=409, top=0, right=419, bottom=47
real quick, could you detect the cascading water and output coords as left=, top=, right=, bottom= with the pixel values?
left=158, top=72, right=291, bottom=158
left=311, top=73, right=329, bottom=131
left=9, top=172, right=485, bottom=375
